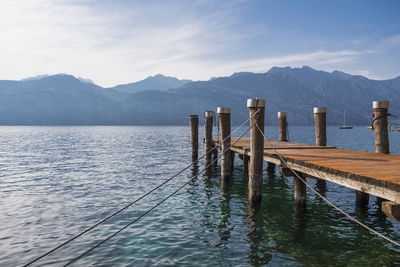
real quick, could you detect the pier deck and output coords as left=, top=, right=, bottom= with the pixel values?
left=214, top=138, right=400, bottom=203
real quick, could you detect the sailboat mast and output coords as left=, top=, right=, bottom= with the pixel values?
left=343, top=110, right=346, bottom=126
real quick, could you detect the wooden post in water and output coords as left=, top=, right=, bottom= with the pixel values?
left=190, top=115, right=199, bottom=162
left=247, top=98, right=265, bottom=205
left=278, top=112, right=287, bottom=142
left=243, top=148, right=249, bottom=174
left=278, top=112, right=288, bottom=142
left=204, top=111, right=215, bottom=167
left=279, top=167, right=307, bottom=207
left=373, top=101, right=390, bottom=154
left=231, top=151, right=235, bottom=174
left=294, top=172, right=307, bottom=207
left=373, top=101, right=391, bottom=208
left=218, top=107, right=232, bottom=184
left=313, top=107, right=327, bottom=189
left=313, top=107, right=327, bottom=146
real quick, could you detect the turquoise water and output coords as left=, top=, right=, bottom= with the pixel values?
left=0, top=126, right=399, bottom=266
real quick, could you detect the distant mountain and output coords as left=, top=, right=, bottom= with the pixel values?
left=0, top=67, right=399, bottom=125
left=108, top=74, right=192, bottom=94
left=121, top=66, right=400, bottom=125
left=0, top=74, right=122, bottom=125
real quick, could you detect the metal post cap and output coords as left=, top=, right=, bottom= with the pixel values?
left=247, top=98, right=265, bottom=108
left=372, top=101, right=389, bottom=109
left=204, top=111, right=215, bottom=118
left=217, top=107, right=231, bottom=114
left=189, top=114, right=198, bottom=118
left=278, top=112, right=287, bottom=118
left=313, top=107, right=327, bottom=114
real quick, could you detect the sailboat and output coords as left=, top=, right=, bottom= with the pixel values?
left=339, top=110, right=353, bottom=129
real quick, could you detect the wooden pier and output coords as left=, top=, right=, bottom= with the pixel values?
left=213, top=138, right=400, bottom=204
left=191, top=99, right=400, bottom=221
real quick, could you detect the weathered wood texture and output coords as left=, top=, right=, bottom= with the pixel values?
left=214, top=139, right=335, bottom=150
left=278, top=112, right=287, bottom=142
left=293, top=172, right=307, bottom=206
left=204, top=112, right=214, bottom=167
left=189, top=115, right=199, bottom=162
left=213, top=137, right=400, bottom=203
left=382, top=201, right=400, bottom=221
left=373, top=101, right=390, bottom=204
left=279, top=167, right=306, bottom=206
left=219, top=111, right=232, bottom=183
left=248, top=104, right=265, bottom=204
left=373, top=107, right=390, bottom=154
left=314, top=109, right=327, bottom=146
left=313, top=108, right=327, bottom=188
left=243, top=148, right=250, bottom=174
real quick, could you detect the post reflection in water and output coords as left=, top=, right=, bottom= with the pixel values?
left=316, top=179, right=327, bottom=196
left=292, top=204, right=308, bottom=244
left=246, top=203, right=272, bottom=266
left=190, top=163, right=199, bottom=184
left=202, top=166, right=218, bottom=200
left=203, top=161, right=217, bottom=179
left=266, top=168, right=275, bottom=178
left=355, top=198, right=369, bottom=216
left=217, top=185, right=233, bottom=249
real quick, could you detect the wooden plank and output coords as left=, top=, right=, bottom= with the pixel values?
left=214, top=138, right=335, bottom=149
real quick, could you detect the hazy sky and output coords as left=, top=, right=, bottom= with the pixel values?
left=1, top=0, right=399, bottom=87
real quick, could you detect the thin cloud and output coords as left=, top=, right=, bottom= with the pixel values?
left=203, top=50, right=373, bottom=76
left=0, top=0, right=254, bottom=86
left=0, top=0, right=392, bottom=86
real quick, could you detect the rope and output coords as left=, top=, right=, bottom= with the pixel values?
left=64, top=120, right=255, bottom=266
left=254, top=120, right=400, bottom=248
left=24, top=110, right=260, bottom=267
left=371, top=113, right=399, bottom=130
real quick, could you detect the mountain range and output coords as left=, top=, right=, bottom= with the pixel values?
left=0, top=67, right=399, bottom=125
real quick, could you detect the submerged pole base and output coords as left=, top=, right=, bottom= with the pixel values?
left=267, top=162, right=276, bottom=171
left=355, top=190, right=369, bottom=206
left=221, top=174, right=232, bottom=186
left=248, top=173, right=262, bottom=206
left=248, top=193, right=262, bottom=207
left=293, top=172, right=307, bottom=207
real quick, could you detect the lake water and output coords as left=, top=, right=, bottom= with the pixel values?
left=0, top=126, right=399, bottom=266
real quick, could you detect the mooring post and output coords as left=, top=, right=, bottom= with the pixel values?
left=218, top=107, right=232, bottom=184
left=278, top=112, right=288, bottom=142
left=247, top=98, right=265, bottom=204
left=313, top=107, right=327, bottom=146
left=190, top=115, right=199, bottom=162
left=243, top=148, right=250, bottom=174
left=231, top=151, right=235, bottom=174
left=204, top=111, right=215, bottom=167
left=313, top=107, right=327, bottom=189
left=373, top=101, right=391, bottom=208
left=373, top=101, right=390, bottom=154
left=279, top=167, right=307, bottom=207
left=294, top=172, right=307, bottom=207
